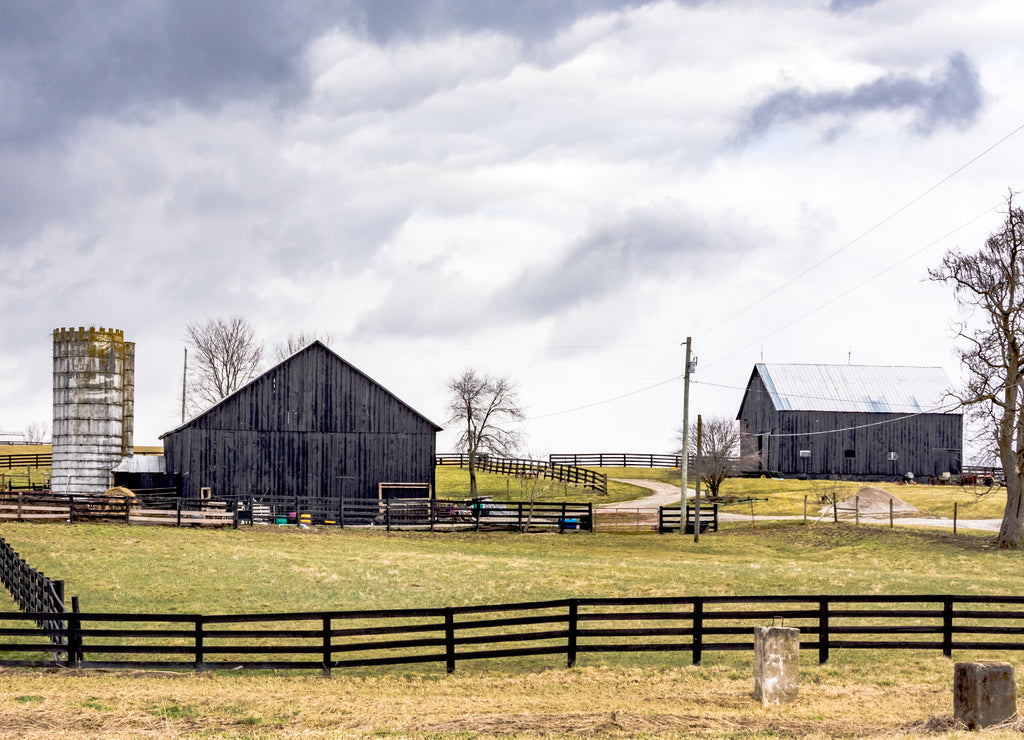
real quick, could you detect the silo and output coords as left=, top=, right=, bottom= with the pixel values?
left=51, top=327, right=135, bottom=496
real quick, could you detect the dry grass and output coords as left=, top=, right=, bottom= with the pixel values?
left=2, top=506, right=1023, bottom=737
left=0, top=659, right=1009, bottom=739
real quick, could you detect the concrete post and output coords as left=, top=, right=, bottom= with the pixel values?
left=753, top=626, right=800, bottom=705
left=954, top=661, right=1016, bottom=729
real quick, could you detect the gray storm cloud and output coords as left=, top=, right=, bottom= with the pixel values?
left=737, top=52, right=983, bottom=142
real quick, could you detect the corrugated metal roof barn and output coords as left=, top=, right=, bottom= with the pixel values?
left=737, top=364, right=962, bottom=480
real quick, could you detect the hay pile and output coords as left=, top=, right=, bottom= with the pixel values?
left=819, top=486, right=921, bottom=518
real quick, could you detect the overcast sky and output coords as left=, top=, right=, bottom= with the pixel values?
left=2, top=0, right=1023, bottom=458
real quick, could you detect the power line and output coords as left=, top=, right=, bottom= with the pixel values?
left=703, top=200, right=1002, bottom=371
left=516, top=374, right=681, bottom=422
left=698, top=121, right=1024, bottom=339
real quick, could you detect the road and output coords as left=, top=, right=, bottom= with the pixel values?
left=599, top=479, right=1002, bottom=532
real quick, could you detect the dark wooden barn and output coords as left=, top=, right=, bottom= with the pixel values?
left=161, top=342, right=442, bottom=506
left=736, top=364, right=962, bottom=481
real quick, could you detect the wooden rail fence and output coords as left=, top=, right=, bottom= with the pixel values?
left=549, top=453, right=684, bottom=469
left=0, top=493, right=593, bottom=533
left=3, top=594, right=1024, bottom=673
left=658, top=504, right=719, bottom=534
left=436, top=454, right=607, bottom=494
left=0, top=453, right=52, bottom=470
left=0, top=531, right=66, bottom=651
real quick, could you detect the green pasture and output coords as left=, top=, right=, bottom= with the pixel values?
left=434, top=464, right=647, bottom=503
left=2, top=514, right=1024, bottom=736
left=1, top=521, right=1018, bottom=618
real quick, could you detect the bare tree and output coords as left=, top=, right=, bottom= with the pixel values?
left=929, top=192, right=1024, bottom=548
left=447, top=369, right=525, bottom=497
left=185, top=316, right=263, bottom=413
left=23, top=422, right=51, bottom=444
left=677, top=416, right=756, bottom=497
left=272, top=331, right=335, bottom=362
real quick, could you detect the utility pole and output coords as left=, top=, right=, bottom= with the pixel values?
left=694, top=414, right=703, bottom=544
left=181, top=347, right=188, bottom=423
left=679, top=337, right=694, bottom=532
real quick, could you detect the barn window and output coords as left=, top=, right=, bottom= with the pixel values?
left=844, top=449, right=856, bottom=459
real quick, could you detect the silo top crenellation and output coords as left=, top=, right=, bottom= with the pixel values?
left=53, top=327, right=125, bottom=342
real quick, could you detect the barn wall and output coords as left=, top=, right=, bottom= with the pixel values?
left=737, top=373, right=780, bottom=472
left=770, top=411, right=961, bottom=479
left=737, top=369, right=962, bottom=479
left=162, top=344, right=438, bottom=502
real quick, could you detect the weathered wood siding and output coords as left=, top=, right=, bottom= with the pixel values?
left=162, top=343, right=439, bottom=502
left=738, top=372, right=962, bottom=479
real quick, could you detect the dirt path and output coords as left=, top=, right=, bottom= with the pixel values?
left=597, top=479, right=687, bottom=511
left=599, top=478, right=1003, bottom=532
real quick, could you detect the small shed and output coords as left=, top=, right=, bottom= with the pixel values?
left=736, top=364, right=962, bottom=480
left=161, top=342, right=442, bottom=505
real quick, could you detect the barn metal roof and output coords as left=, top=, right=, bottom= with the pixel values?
left=754, top=364, right=956, bottom=414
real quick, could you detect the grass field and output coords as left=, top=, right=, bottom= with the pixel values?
left=1, top=520, right=1024, bottom=737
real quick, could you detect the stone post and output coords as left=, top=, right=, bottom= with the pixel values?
left=753, top=626, right=800, bottom=705
left=954, top=661, right=1016, bottom=729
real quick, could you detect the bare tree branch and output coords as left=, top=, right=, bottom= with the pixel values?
left=676, top=416, right=758, bottom=496
left=447, top=369, right=525, bottom=497
left=929, top=190, right=1024, bottom=548
left=272, top=331, right=335, bottom=362
left=185, top=316, right=263, bottom=414
left=23, top=421, right=51, bottom=444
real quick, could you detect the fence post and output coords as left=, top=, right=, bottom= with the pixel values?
left=176, top=500, right=182, bottom=528
left=69, top=595, right=81, bottom=668
left=194, top=616, right=205, bottom=672
left=567, top=599, right=578, bottom=668
left=445, top=607, right=456, bottom=674
left=692, top=598, right=703, bottom=665
left=943, top=597, right=954, bottom=658
left=17, top=493, right=22, bottom=522
left=322, top=616, right=332, bottom=678
left=818, top=598, right=830, bottom=664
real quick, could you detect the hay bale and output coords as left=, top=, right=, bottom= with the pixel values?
left=102, top=486, right=136, bottom=500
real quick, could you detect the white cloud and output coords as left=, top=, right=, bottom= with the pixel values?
left=3, top=0, right=1024, bottom=454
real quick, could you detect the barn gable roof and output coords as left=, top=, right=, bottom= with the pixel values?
left=161, top=341, right=442, bottom=437
left=739, top=363, right=957, bottom=416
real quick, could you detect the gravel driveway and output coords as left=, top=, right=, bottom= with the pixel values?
left=598, top=479, right=1002, bottom=532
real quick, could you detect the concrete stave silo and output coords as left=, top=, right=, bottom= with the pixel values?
left=51, top=327, right=135, bottom=496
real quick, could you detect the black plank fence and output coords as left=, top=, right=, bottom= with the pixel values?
left=0, top=492, right=594, bottom=533
left=0, top=453, right=52, bottom=470
left=658, top=504, right=719, bottom=534
left=3, top=594, right=1024, bottom=674
left=436, top=454, right=607, bottom=494
left=0, top=530, right=66, bottom=652
left=549, top=453, right=683, bottom=469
